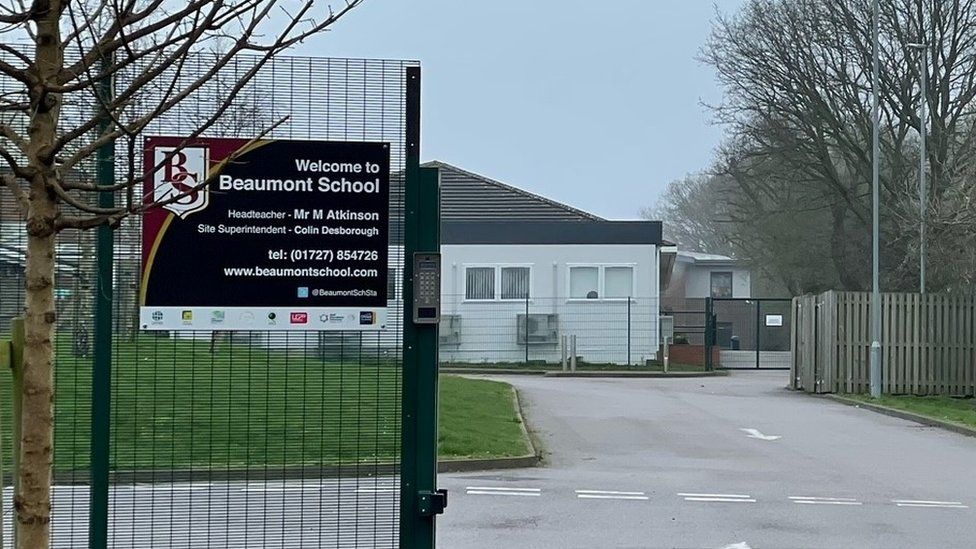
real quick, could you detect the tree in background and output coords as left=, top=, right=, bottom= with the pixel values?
left=0, top=1, right=362, bottom=545
left=655, top=0, right=976, bottom=294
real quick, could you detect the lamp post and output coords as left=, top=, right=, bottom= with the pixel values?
left=908, top=41, right=928, bottom=295
left=870, top=0, right=882, bottom=398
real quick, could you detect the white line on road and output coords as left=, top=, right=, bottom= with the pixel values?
left=127, top=483, right=214, bottom=491
left=740, top=427, right=781, bottom=441
left=684, top=497, right=757, bottom=503
left=893, top=499, right=968, bottom=509
left=465, top=486, right=541, bottom=493
left=892, top=499, right=965, bottom=505
left=793, top=500, right=862, bottom=506
left=721, top=543, right=752, bottom=549
left=678, top=493, right=752, bottom=499
left=789, top=496, right=859, bottom=501
left=577, top=494, right=649, bottom=501
left=895, top=503, right=969, bottom=509
left=575, top=490, right=646, bottom=496
left=465, top=490, right=541, bottom=497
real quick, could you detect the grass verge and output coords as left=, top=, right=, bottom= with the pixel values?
left=0, top=336, right=531, bottom=471
left=846, top=394, right=976, bottom=430
left=438, top=375, right=532, bottom=459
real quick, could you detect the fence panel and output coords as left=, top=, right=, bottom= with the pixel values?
left=1, top=53, right=417, bottom=548
left=791, top=291, right=976, bottom=396
left=438, top=296, right=661, bottom=367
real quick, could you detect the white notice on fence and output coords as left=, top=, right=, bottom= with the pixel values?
left=765, top=314, right=784, bottom=327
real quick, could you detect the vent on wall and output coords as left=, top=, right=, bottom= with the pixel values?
left=516, top=314, right=559, bottom=345
left=439, top=314, right=461, bottom=345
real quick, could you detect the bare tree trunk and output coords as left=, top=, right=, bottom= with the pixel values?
left=18, top=187, right=57, bottom=548
left=17, top=3, right=63, bottom=544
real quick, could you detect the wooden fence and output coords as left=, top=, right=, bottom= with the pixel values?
left=791, top=291, right=976, bottom=396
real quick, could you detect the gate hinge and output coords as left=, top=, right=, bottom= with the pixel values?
left=417, top=488, right=448, bottom=517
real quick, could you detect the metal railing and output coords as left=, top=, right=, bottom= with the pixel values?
left=436, top=295, right=661, bottom=367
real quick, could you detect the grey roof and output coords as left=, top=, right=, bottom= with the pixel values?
left=422, top=161, right=603, bottom=221
left=677, top=250, right=741, bottom=266
left=442, top=220, right=662, bottom=245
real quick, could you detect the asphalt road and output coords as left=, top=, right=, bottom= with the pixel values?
left=436, top=371, right=976, bottom=549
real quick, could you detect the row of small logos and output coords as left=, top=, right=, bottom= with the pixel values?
left=149, top=309, right=378, bottom=326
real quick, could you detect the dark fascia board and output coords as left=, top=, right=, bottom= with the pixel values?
left=442, top=220, right=663, bottom=245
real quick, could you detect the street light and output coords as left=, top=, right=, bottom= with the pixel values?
left=870, top=0, right=881, bottom=398
left=907, top=41, right=928, bottom=295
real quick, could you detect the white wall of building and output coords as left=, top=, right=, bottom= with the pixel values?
left=439, top=243, right=659, bottom=365
left=683, top=266, right=751, bottom=299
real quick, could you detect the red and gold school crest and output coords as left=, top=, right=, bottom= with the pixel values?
left=152, top=146, right=210, bottom=218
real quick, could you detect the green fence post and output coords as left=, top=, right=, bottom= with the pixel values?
left=704, top=298, right=713, bottom=371
left=400, top=65, right=444, bottom=549
left=89, top=54, right=116, bottom=549
left=0, top=338, right=6, bottom=549
left=10, top=317, right=23, bottom=546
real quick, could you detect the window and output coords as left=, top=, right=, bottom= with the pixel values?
left=604, top=266, right=634, bottom=298
left=569, top=266, right=600, bottom=299
left=501, top=267, right=530, bottom=300
left=465, top=265, right=532, bottom=301
left=569, top=264, right=636, bottom=300
left=710, top=271, right=733, bottom=298
left=465, top=267, right=495, bottom=300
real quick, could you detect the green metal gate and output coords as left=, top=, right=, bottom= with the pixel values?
left=0, top=55, right=441, bottom=548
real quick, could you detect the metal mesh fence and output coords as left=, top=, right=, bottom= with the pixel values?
left=436, top=296, right=661, bottom=367
left=1, top=53, right=417, bottom=547
left=710, top=298, right=792, bottom=369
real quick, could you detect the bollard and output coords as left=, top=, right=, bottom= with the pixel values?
left=560, top=335, right=568, bottom=372
left=570, top=335, right=577, bottom=372
left=663, top=337, right=670, bottom=373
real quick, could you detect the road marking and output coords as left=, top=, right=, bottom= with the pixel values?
left=893, top=499, right=968, bottom=509
left=466, top=486, right=540, bottom=493
left=790, top=496, right=861, bottom=506
left=679, top=493, right=752, bottom=499
left=575, top=490, right=649, bottom=501
left=793, top=499, right=861, bottom=505
left=128, top=483, right=214, bottom=491
left=789, top=496, right=858, bottom=501
left=680, top=492, right=755, bottom=503
left=242, top=486, right=324, bottom=493
left=684, top=497, right=757, bottom=503
left=576, top=490, right=646, bottom=496
left=740, top=428, right=781, bottom=441
left=721, top=543, right=752, bottom=549
left=465, top=490, right=541, bottom=497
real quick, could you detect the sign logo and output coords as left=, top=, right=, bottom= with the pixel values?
left=211, top=310, right=225, bottom=324
left=181, top=310, right=193, bottom=323
left=359, top=311, right=376, bottom=325
left=151, top=310, right=164, bottom=324
left=297, top=287, right=310, bottom=298
left=267, top=312, right=277, bottom=326
left=239, top=311, right=255, bottom=324
left=290, top=312, right=309, bottom=324
left=153, top=146, right=209, bottom=218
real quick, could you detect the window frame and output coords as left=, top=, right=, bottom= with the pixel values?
left=710, top=270, right=734, bottom=298
left=462, top=263, right=533, bottom=302
left=566, top=263, right=637, bottom=302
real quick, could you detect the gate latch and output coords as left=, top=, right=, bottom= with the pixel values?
left=417, top=489, right=448, bottom=517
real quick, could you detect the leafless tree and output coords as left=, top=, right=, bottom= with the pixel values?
left=679, top=0, right=976, bottom=293
left=0, top=0, right=363, bottom=545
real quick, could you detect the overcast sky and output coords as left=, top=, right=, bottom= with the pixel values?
left=295, top=1, right=746, bottom=220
